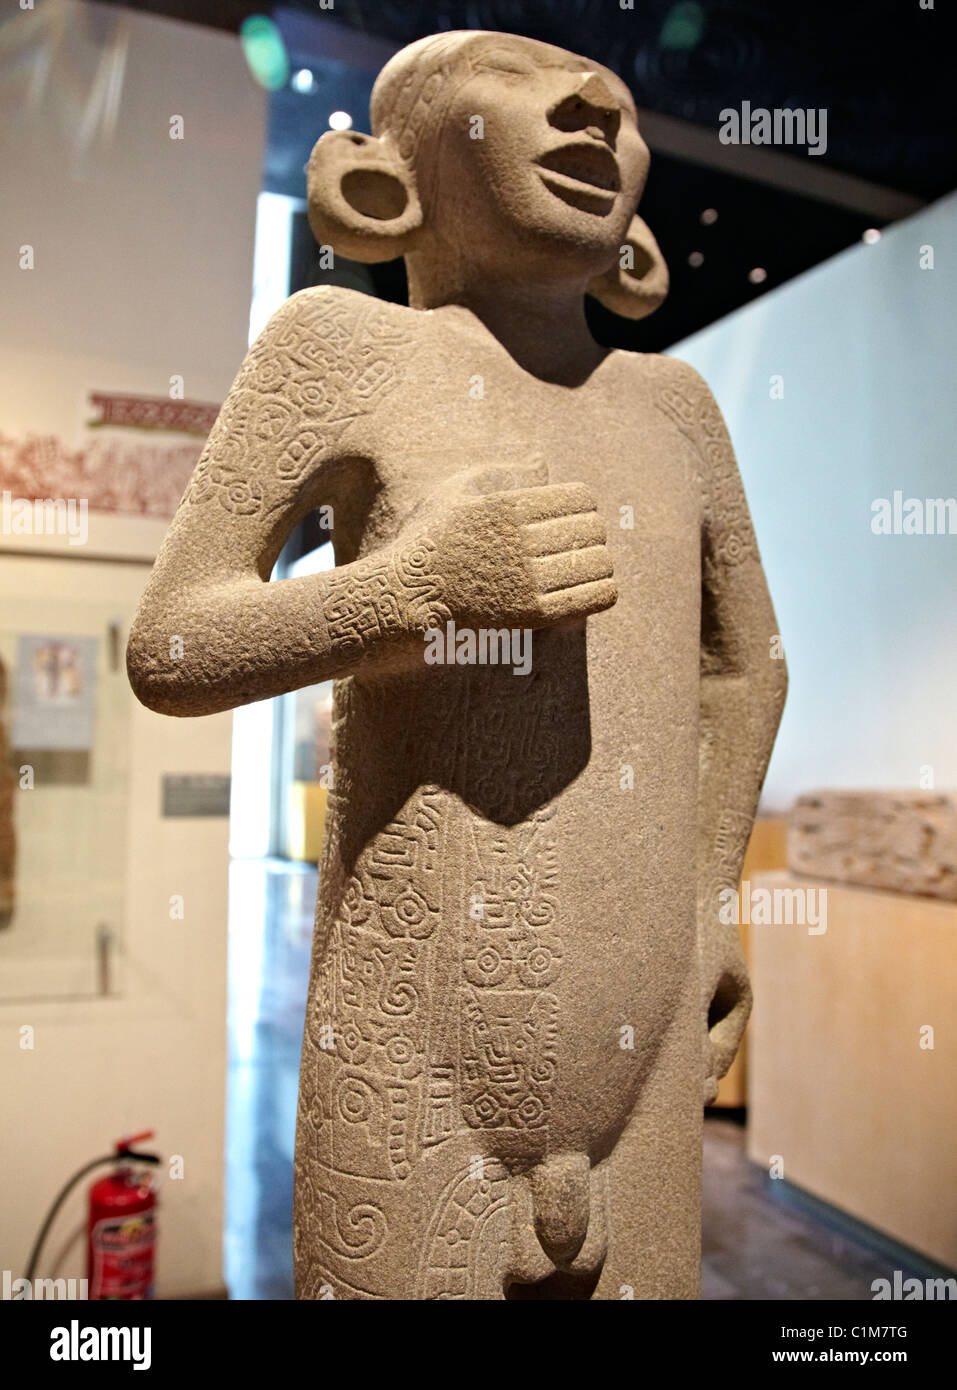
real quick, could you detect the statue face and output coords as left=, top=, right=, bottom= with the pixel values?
left=428, top=35, right=650, bottom=276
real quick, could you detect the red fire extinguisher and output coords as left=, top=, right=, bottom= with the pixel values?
left=87, top=1131, right=159, bottom=1300
left=24, top=1130, right=161, bottom=1300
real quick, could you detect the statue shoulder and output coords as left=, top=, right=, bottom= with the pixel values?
left=631, top=350, right=713, bottom=404
left=635, top=354, right=757, bottom=560
left=630, top=352, right=730, bottom=454
left=239, top=286, right=420, bottom=393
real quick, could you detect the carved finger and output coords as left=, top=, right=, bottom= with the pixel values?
left=522, top=510, right=607, bottom=556
left=532, top=544, right=614, bottom=593
left=537, top=576, right=618, bottom=621
left=507, top=482, right=597, bottom=525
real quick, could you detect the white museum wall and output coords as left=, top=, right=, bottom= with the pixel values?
left=0, top=0, right=263, bottom=431
left=670, top=192, right=957, bottom=811
left=0, top=1, right=265, bottom=1296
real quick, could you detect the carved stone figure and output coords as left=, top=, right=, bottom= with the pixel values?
left=127, top=31, right=786, bottom=1299
left=790, top=791, right=957, bottom=901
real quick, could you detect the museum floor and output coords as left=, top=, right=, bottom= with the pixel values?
left=224, top=860, right=933, bottom=1301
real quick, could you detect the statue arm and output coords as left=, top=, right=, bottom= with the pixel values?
left=680, top=365, right=788, bottom=1097
left=127, top=290, right=431, bottom=717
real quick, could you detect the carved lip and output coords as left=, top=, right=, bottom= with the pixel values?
left=535, top=141, right=621, bottom=209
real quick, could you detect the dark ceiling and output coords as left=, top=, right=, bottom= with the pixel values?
left=101, top=0, right=953, bottom=349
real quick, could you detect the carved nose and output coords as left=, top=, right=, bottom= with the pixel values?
left=577, top=71, right=619, bottom=117
left=549, top=73, right=621, bottom=142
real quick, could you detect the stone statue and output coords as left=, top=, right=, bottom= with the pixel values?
left=127, top=31, right=786, bottom=1299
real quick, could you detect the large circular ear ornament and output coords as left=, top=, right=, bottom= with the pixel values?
left=307, top=130, right=423, bottom=264
left=587, top=214, right=669, bottom=320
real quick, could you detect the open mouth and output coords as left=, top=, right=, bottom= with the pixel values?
left=535, top=142, right=620, bottom=214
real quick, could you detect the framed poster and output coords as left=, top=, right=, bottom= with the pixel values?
left=11, top=634, right=98, bottom=752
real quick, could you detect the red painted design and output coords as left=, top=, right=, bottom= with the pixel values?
left=88, top=392, right=220, bottom=437
left=0, top=430, right=202, bottom=520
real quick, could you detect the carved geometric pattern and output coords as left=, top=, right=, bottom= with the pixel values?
left=185, top=291, right=416, bottom=519
left=648, top=361, right=757, bottom=569
left=415, top=1158, right=511, bottom=1299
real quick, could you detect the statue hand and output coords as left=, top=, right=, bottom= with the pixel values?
left=422, top=457, right=617, bottom=630
left=700, top=909, right=752, bottom=1105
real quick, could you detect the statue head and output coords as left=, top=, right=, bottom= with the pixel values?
left=307, top=31, right=668, bottom=319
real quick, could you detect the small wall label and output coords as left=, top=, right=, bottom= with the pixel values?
left=162, top=774, right=231, bottom=817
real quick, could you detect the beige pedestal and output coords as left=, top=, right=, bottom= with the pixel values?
left=748, top=871, right=957, bottom=1267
